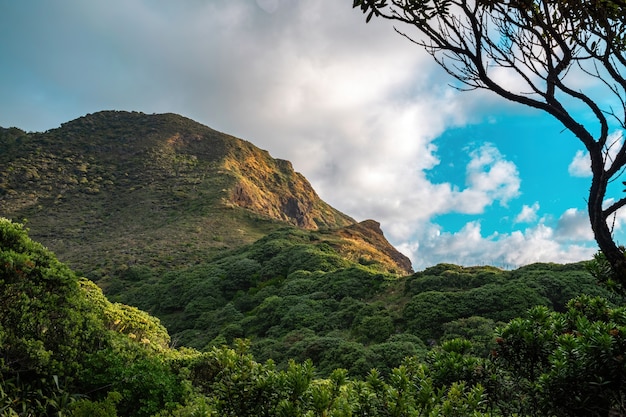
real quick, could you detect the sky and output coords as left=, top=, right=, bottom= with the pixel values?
left=1, top=0, right=625, bottom=270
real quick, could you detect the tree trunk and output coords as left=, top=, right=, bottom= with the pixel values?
left=588, top=154, right=626, bottom=286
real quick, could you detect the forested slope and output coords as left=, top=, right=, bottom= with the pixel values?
left=3, top=218, right=626, bottom=417
left=107, top=225, right=616, bottom=376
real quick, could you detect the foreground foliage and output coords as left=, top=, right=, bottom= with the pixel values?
left=0, top=219, right=188, bottom=416
left=3, top=218, right=626, bottom=416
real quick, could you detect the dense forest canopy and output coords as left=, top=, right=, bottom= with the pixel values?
left=107, top=227, right=614, bottom=376
left=3, top=218, right=626, bottom=416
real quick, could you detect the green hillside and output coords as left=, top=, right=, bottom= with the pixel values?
left=3, top=219, right=626, bottom=416
left=107, top=224, right=617, bottom=376
left=2, top=111, right=407, bottom=279
left=3, top=111, right=626, bottom=415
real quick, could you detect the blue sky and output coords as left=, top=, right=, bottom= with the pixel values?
left=1, top=0, right=624, bottom=270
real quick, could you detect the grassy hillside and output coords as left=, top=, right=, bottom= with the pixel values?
left=0, top=111, right=411, bottom=280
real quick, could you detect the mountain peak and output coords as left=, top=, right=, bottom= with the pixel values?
left=0, top=111, right=412, bottom=276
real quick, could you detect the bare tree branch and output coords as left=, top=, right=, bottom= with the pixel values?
left=353, top=0, right=626, bottom=281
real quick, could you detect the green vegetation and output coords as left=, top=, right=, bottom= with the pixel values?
left=105, top=227, right=614, bottom=377
left=105, top=227, right=416, bottom=376
left=0, top=218, right=186, bottom=416
left=0, top=111, right=360, bottom=280
left=3, top=111, right=626, bottom=415
left=3, top=219, right=626, bottom=415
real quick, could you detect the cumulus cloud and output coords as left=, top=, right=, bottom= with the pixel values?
left=554, top=208, right=594, bottom=242
left=515, top=202, right=540, bottom=223
left=604, top=131, right=625, bottom=169
left=459, top=144, right=520, bottom=210
left=403, top=217, right=597, bottom=270
left=600, top=198, right=626, bottom=238
left=568, top=150, right=592, bottom=177
left=568, top=131, right=624, bottom=178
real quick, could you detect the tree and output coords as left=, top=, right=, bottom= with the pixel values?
left=0, top=219, right=190, bottom=416
left=492, top=295, right=626, bottom=416
left=352, top=0, right=626, bottom=282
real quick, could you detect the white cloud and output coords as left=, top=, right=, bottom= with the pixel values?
left=554, top=208, right=594, bottom=241
left=515, top=202, right=540, bottom=223
left=604, top=131, right=625, bottom=171
left=601, top=198, right=626, bottom=237
left=568, top=150, right=591, bottom=177
left=568, top=131, right=624, bottom=178
left=462, top=144, right=521, bottom=207
left=404, top=218, right=596, bottom=270
left=0, top=0, right=607, bottom=270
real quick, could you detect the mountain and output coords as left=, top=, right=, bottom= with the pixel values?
left=0, top=110, right=412, bottom=277
left=4, top=114, right=625, bottom=417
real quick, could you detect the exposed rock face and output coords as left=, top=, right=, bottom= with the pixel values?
left=358, top=219, right=385, bottom=235
left=222, top=141, right=354, bottom=230
left=334, top=219, right=414, bottom=275
left=282, top=197, right=311, bottom=228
